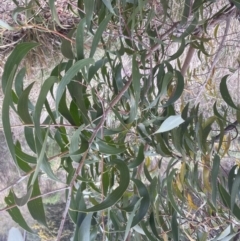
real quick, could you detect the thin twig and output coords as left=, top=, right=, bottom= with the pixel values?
left=194, top=16, right=231, bottom=105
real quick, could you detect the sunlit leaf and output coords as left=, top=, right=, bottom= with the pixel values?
left=154, top=115, right=185, bottom=133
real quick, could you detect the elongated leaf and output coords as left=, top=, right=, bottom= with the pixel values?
left=13, top=185, right=33, bottom=207
left=168, top=38, right=185, bottom=61
left=128, top=144, right=144, bottom=168
left=211, top=154, right=220, bottom=207
left=2, top=67, right=18, bottom=165
left=181, top=0, right=191, bottom=24
left=102, top=0, right=115, bottom=14
left=14, top=67, right=25, bottom=97
left=48, top=0, right=65, bottom=28
left=93, top=140, right=126, bottom=154
left=220, top=75, right=238, bottom=110
left=89, top=14, right=112, bottom=58
left=17, top=82, right=35, bottom=124
left=33, top=77, right=57, bottom=142
left=231, top=168, right=240, bottom=212
left=56, top=59, right=94, bottom=113
left=88, top=58, right=108, bottom=81
left=76, top=18, right=86, bottom=60
left=84, top=0, right=94, bottom=29
left=2, top=42, right=38, bottom=93
left=27, top=176, right=47, bottom=227
left=218, top=183, right=240, bottom=220
left=163, top=70, right=184, bottom=106
left=78, top=213, right=93, bottom=241
left=131, top=179, right=150, bottom=227
left=132, top=54, right=141, bottom=105
left=61, top=29, right=75, bottom=59
left=5, top=191, right=33, bottom=233
left=167, top=169, right=184, bottom=215
left=80, top=159, right=130, bottom=212
left=171, top=211, right=179, bottom=241
left=70, top=125, right=85, bottom=162
left=124, top=198, right=142, bottom=241
left=31, top=129, right=49, bottom=186
left=155, top=115, right=185, bottom=133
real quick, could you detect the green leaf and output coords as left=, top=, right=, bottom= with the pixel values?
left=48, top=0, right=65, bottom=28
left=2, top=42, right=39, bottom=92
left=27, top=176, right=47, bottom=227
left=128, top=144, right=145, bottom=168
left=124, top=198, right=142, bottom=241
left=61, top=29, right=75, bottom=59
left=14, top=67, right=26, bottom=97
left=167, top=169, right=184, bottom=215
left=17, top=82, right=35, bottom=124
left=31, top=129, right=49, bottom=186
left=132, top=54, right=141, bottom=105
left=163, top=70, right=184, bottom=107
left=211, top=154, right=220, bottom=207
left=88, top=58, right=108, bottom=81
left=171, top=211, right=179, bottom=241
left=78, top=213, right=93, bottom=241
left=131, top=179, right=150, bottom=227
left=181, top=0, right=191, bottom=24
left=76, top=18, right=86, bottom=60
left=231, top=168, right=240, bottom=212
left=220, top=75, right=238, bottom=110
left=5, top=191, right=33, bottom=233
left=155, top=115, right=185, bottom=133
left=2, top=66, right=18, bottom=165
left=13, top=185, right=33, bottom=207
left=33, top=76, right=57, bottom=142
left=89, top=14, right=112, bottom=58
left=168, top=37, right=185, bottom=61
left=56, top=59, right=95, bottom=113
left=92, top=140, right=126, bottom=154
left=218, top=183, right=240, bottom=220
left=69, top=125, right=85, bottom=162
left=81, top=159, right=130, bottom=212
left=102, top=0, right=115, bottom=14
left=84, top=0, right=94, bottom=30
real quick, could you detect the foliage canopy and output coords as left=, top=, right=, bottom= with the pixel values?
left=1, top=0, right=240, bottom=240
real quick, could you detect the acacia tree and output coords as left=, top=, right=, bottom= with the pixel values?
left=1, top=0, right=240, bottom=240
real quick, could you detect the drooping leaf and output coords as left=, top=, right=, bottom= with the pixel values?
left=131, top=179, right=150, bottom=227
left=124, top=198, right=142, bottom=241
left=33, top=76, right=57, bottom=142
left=102, top=0, right=115, bottom=14
left=56, top=59, right=95, bottom=113
left=2, top=43, right=38, bottom=92
left=220, top=75, right=238, bottom=110
left=84, top=0, right=94, bottom=30
left=48, top=0, right=65, bottom=28
left=17, top=82, right=35, bottom=124
left=5, top=191, right=33, bottom=233
left=89, top=14, right=112, bottom=58
left=27, top=175, right=47, bottom=227
left=79, top=159, right=130, bottom=212
left=128, top=144, right=145, bottom=168
left=171, top=211, right=179, bottom=241
left=78, top=213, right=93, bottom=241
left=2, top=66, right=18, bottom=165
left=211, top=154, right=220, bottom=207
left=76, top=18, right=86, bottom=60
